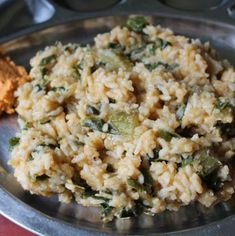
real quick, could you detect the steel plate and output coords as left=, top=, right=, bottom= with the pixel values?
left=0, top=14, right=235, bottom=235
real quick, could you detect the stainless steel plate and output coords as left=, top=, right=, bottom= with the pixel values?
left=1, top=15, right=235, bottom=236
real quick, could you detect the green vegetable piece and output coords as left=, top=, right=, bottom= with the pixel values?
left=119, top=208, right=136, bottom=218
left=176, top=104, right=186, bottom=120
left=97, top=49, right=132, bottom=71
left=158, top=129, right=180, bottom=141
left=155, top=38, right=172, bottom=50
left=198, top=154, right=221, bottom=178
left=39, top=55, right=57, bottom=78
left=110, top=110, right=139, bottom=136
left=127, top=178, right=144, bottom=192
left=86, top=105, right=100, bottom=115
left=145, top=62, right=179, bottom=71
left=51, top=86, right=66, bottom=93
left=126, top=16, right=149, bottom=33
left=216, top=99, right=234, bottom=111
left=148, top=148, right=160, bottom=162
left=40, top=55, right=57, bottom=67
left=9, top=137, right=20, bottom=151
left=141, top=168, right=153, bottom=193
left=36, top=174, right=49, bottom=181
left=203, top=171, right=222, bottom=192
left=108, top=42, right=124, bottom=53
left=72, top=174, right=88, bottom=188
left=181, top=154, right=193, bottom=167
left=34, top=84, right=43, bottom=92
left=81, top=117, right=105, bottom=132
left=100, top=202, right=114, bottom=217
left=215, top=121, right=235, bottom=138
left=81, top=188, right=98, bottom=198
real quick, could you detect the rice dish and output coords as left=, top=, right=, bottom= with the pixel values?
left=9, top=16, right=235, bottom=221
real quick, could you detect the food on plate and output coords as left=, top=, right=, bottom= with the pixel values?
left=0, top=54, right=30, bottom=115
left=8, top=16, right=235, bottom=222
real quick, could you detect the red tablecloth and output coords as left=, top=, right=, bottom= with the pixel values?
left=0, top=215, right=34, bottom=236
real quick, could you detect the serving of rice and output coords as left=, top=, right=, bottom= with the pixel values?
left=8, top=16, right=235, bottom=222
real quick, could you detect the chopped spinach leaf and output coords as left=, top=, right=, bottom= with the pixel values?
left=119, top=208, right=136, bottom=218
left=141, top=167, right=153, bottom=193
left=147, top=148, right=160, bottom=162
left=100, top=202, right=114, bottom=217
left=81, top=117, right=105, bottom=132
left=40, top=55, right=57, bottom=67
left=203, top=171, right=222, bottom=192
left=127, top=178, right=144, bottom=192
left=126, top=16, right=149, bottom=33
left=155, top=38, right=172, bottom=50
left=198, top=154, right=221, bottom=178
left=181, top=154, right=193, bottom=167
left=158, top=129, right=180, bottom=141
left=51, top=86, right=66, bottom=93
left=34, top=84, right=43, bottom=92
left=81, top=188, right=98, bottom=198
left=216, top=99, right=234, bottom=111
left=86, top=105, right=100, bottom=115
left=9, top=137, right=20, bottom=151
left=145, top=62, right=179, bottom=71
left=108, top=42, right=124, bottom=53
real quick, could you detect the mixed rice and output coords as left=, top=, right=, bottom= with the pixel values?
left=9, top=16, right=235, bottom=221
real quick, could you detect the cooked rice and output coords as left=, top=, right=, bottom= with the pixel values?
left=9, top=16, right=235, bottom=221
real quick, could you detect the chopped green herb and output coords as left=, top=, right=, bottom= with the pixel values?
left=81, top=117, right=105, bottom=132
left=108, top=42, right=125, bottom=53
left=81, top=188, right=98, bottom=198
left=176, top=104, right=186, bottom=120
left=148, top=148, right=160, bottom=162
left=90, top=61, right=106, bottom=73
left=9, top=137, right=20, bottom=151
left=198, top=154, right=221, bottom=178
left=155, top=38, right=172, bottom=50
left=127, top=178, right=144, bottom=192
left=39, top=55, right=57, bottom=78
left=86, top=105, right=100, bottom=115
left=100, top=202, right=114, bottom=217
left=73, top=64, right=81, bottom=79
left=181, top=154, right=193, bottom=167
left=145, top=62, right=179, bottom=71
left=73, top=174, right=88, bottom=187
left=216, top=99, right=234, bottom=111
left=158, top=129, right=180, bottom=141
left=203, top=171, right=222, bottom=192
left=51, top=86, right=66, bottom=93
left=141, top=167, right=153, bottom=193
left=126, top=16, right=149, bottom=33
left=34, top=84, right=43, bottom=92
left=119, top=208, right=136, bottom=218
left=40, top=55, right=57, bottom=67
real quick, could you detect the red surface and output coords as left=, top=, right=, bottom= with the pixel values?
left=0, top=215, right=34, bottom=236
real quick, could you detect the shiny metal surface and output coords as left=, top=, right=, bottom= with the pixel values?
left=0, top=8, right=235, bottom=236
